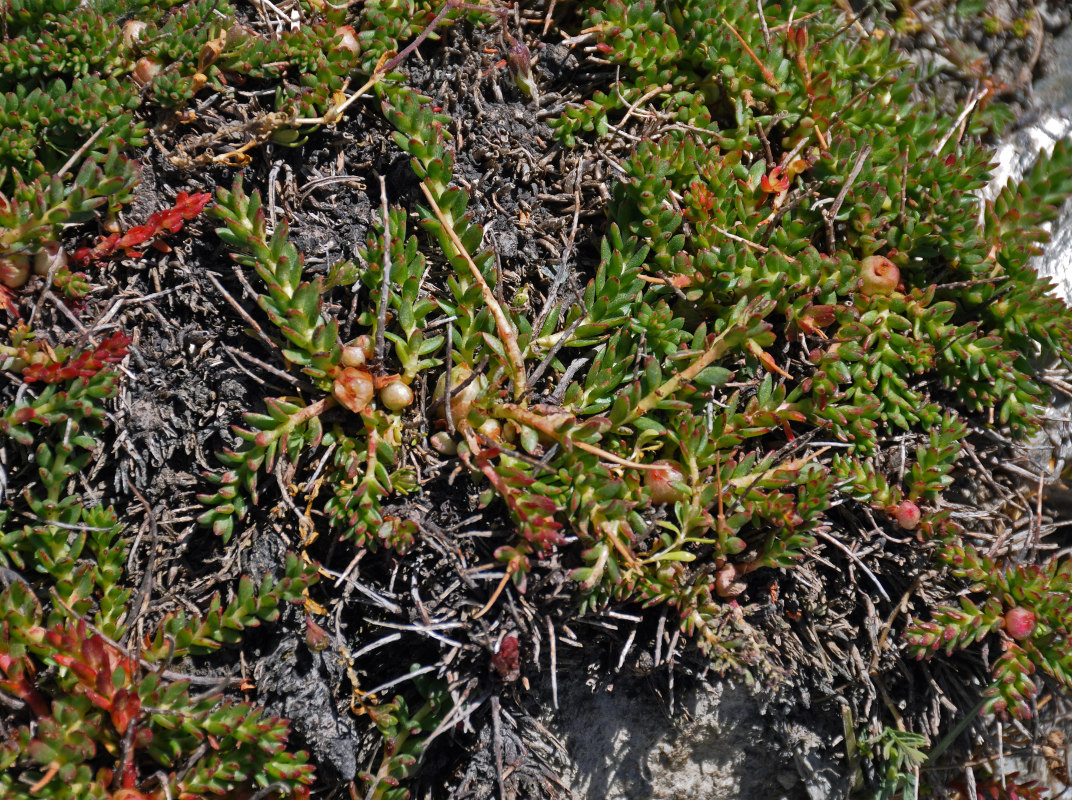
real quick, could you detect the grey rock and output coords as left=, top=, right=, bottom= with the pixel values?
left=255, top=635, right=359, bottom=783
left=550, top=677, right=845, bottom=800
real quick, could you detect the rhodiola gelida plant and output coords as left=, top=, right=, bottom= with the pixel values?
left=0, top=325, right=318, bottom=799
left=201, top=0, right=1072, bottom=702
left=6, top=0, right=1072, bottom=797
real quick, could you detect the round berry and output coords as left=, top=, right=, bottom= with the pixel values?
left=340, top=346, right=366, bottom=368
left=340, top=335, right=373, bottom=367
left=894, top=500, right=921, bottom=531
left=333, top=367, right=374, bottom=413
left=645, top=461, right=688, bottom=505
left=1004, top=607, right=1036, bottom=641
left=380, top=381, right=414, bottom=411
left=859, top=255, right=900, bottom=297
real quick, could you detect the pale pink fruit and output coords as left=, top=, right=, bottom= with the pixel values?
left=859, top=255, right=900, bottom=297
left=430, top=431, right=458, bottom=455
left=340, top=335, right=373, bottom=367
left=131, top=57, right=161, bottom=87
left=333, top=367, right=374, bottom=413
left=894, top=500, right=921, bottom=531
left=335, top=25, right=359, bottom=54
left=380, top=381, right=414, bottom=411
left=33, top=242, right=66, bottom=276
left=0, top=254, right=30, bottom=288
left=433, top=365, right=485, bottom=422
left=477, top=418, right=501, bottom=440
left=340, top=346, right=367, bottom=368
left=714, top=563, right=746, bottom=598
left=645, top=461, right=687, bottom=505
left=1004, top=607, right=1036, bottom=641
left=122, top=20, right=147, bottom=48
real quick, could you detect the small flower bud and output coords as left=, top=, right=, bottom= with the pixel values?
left=893, top=500, right=921, bottom=531
left=645, top=461, right=688, bottom=505
left=305, top=616, right=330, bottom=652
left=506, top=37, right=538, bottom=100
left=333, top=367, right=374, bottom=413
left=859, top=255, right=900, bottom=297
left=491, top=635, right=521, bottom=682
left=380, top=380, right=414, bottom=411
left=1003, top=607, right=1036, bottom=640
left=0, top=254, right=30, bottom=288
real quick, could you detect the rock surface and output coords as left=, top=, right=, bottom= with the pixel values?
left=553, top=678, right=843, bottom=800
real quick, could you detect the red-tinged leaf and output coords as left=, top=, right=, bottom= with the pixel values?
left=156, top=209, right=185, bottom=231
left=22, top=332, right=129, bottom=383
left=0, top=679, right=48, bottom=716
left=797, top=304, right=836, bottom=334
left=0, top=286, right=18, bottom=317
left=27, top=737, right=57, bottom=765
left=119, top=225, right=152, bottom=248
left=75, top=191, right=211, bottom=264
left=52, top=654, right=98, bottom=685
left=110, top=688, right=140, bottom=734
left=11, top=406, right=35, bottom=423
left=85, top=687, right=113, bottom=711
left=113, top=790, right=150, bottom=800
left=176, top=191, right=212, bottom=218
left=96, top=667, right=117, bottom=699
left=98, top=331, right=131, bottom=363
left=81, top=634, right=109, bottom=670
left=472, top=449, right=564, bottom=555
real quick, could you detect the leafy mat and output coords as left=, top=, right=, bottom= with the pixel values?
left=3, top=1, right=1072, bottom=798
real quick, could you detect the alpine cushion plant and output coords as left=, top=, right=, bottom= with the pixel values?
left=193, top=0, right=1072, bottom=737
left=0, top=0, right=421, bottom=309
left=190, top=0, right=1072, bottom=716
left=7, top=0, right=1072, bottom=797
left=0, top=0, right=361, bottom=794
left=0, top=325, right=318, bottom=800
